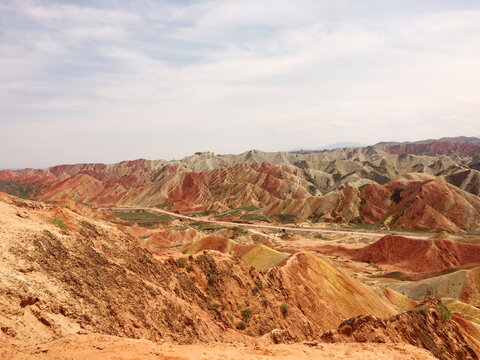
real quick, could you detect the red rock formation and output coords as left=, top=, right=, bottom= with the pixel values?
left=360, top=176, right=480, bottom=232
left=321, top=297, right=480, bottom=360
left=317, top=235, right=480, bottom=273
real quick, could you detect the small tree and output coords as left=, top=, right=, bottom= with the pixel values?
left=208, top=274, right=218, bottom=285
left=241, top=308, right=252, bottom=323
left=236, top=321, right=247, bottom=330
left=176, top=257, right=186, bottom=268
left=280, top=302, right=288, bottom=317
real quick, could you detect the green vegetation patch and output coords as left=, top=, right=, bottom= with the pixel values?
left=113, top=210, right=171, bottom=228
left=239, top=213, right=271, bottom=222
left=437, top=303, right=452, bottom=320
left=241, top=308, right=252, bottom=323
left=0, top=180, right=37, bottom=200
left=155, top=202, right=169, bottom=208
left=49, top=217, right=68, bottom=231
left=270, top=213, right=296, bottom=224
left=341, top=222, right=382, bottom=231
left=231, top=226, right=249, bottom=236
left=236, top=321, right=247, bottom=330
left=208, top=274, right=218, bottom=285
left=176, top=257, right=186, bottom=268
left=185, top=210, right=211, bottom=217
left=189, top=221, right=225, bottom=231
left=216, top=206, right=259, bottom=218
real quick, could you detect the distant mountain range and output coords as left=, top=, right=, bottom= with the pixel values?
left=290, top=142, right=368, bottom=152
left=374, top=136, right=480, bottom=157
left=317, top=142, right=368, bottom=150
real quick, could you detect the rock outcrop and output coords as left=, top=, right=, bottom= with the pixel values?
left=321, top=297, right=480, bottom=360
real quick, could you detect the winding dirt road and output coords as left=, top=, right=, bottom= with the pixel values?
left=106, top=207, right=430, bottom=240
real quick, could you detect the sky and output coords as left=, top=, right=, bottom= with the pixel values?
left=1, top=0, right=480, bottom=169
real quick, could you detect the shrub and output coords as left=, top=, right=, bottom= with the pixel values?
left=176, top=258, right=186, bottom=268
left=390, top=188, right=403, bottom=204
left=49, top=217, right=68, bottom=231
left=252, top=285, right=260, bottom=294
left=186, top=263, right=193, bottom=271
left=280, top=302, right=288, bottom=317
left=236, top=321, right=247, bottom=330
left=228, top=313, right=234, bottom=323
left=437, top=303, right=452, bottom=320
left=241, top=308, right=252, bottom=323
left=261, top=298, right=269, bottom=307
left=208, top=274, right=217, bottom=285
left=239, top=213, right=270, bottom=222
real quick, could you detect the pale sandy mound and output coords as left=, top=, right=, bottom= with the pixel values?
left=382, top=267, right=480, bottom=306
left=183, top=236, right=289, bottom=272
left=445, top=299, right=480, bottom=325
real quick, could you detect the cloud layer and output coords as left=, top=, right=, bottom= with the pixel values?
left=1, top=0, right=480, bottom=168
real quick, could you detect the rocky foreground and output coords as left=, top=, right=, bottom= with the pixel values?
left=0, top=335, right=439, bottom=360
left=1, top=192, right=480, bottom=359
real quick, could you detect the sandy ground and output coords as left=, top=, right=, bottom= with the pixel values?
left=0, top=333, right=436, bottom=360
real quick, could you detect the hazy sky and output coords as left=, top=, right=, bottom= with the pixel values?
left=1, top=0, right=480, bottom=168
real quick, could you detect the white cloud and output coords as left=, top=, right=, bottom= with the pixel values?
left=1, top=1, right=480, bottom=168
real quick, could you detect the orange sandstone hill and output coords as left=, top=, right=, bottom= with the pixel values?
left=316, top=235, right=480, bottom=273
